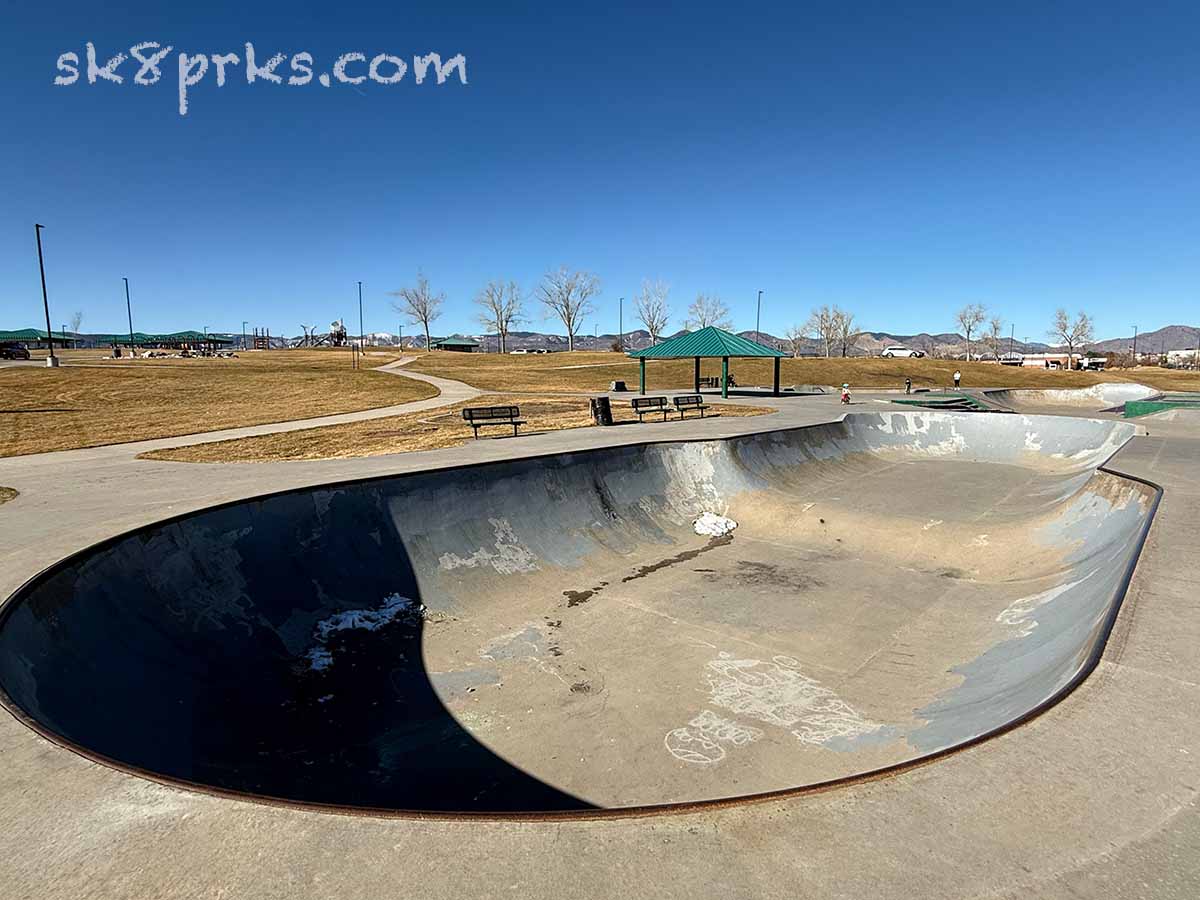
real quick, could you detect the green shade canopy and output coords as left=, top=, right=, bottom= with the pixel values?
left=431, top=337, right=481, bottom=347
left=626, top=326, right=786, bottom=359
left=625, top=327, right=786, bottom=398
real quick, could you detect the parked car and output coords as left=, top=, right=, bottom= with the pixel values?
left=0, top=343, right=31, bottom=360
left=508, top=348, right=528, bottom=354
left=881, top=345, right=925, bottom=358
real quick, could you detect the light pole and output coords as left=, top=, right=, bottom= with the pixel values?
left=241, top=320, right=248, bottom=351
left=357, top=281, right=364, bottom=358
left=1009, top=324, right=1015, bottom=359
left=34, top=224, right=57, bottom=367
left=123, top=277, right=134, bottom=349
left=1131, top=325, right=1138, bottom=364
left=756, top=290, right=763, bottom=339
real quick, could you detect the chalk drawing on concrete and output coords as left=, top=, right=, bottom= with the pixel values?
left=704, top=653, right=883, bottom=746
left=438, top=518, right=538, bottom=575
left=665, top=709, right=764, bottom=766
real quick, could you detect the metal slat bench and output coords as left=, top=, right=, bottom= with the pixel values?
left=630, top=396, right=673, bottom=422
left=462, top=405, right=526, bottom=438
left=673, top=394, right=710, bottom=418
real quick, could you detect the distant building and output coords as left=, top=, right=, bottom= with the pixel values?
left=430, top=337, right=480, bottom=353
left=1166, top=348, right=1199, bottom=369
left=1014, top=352, right=1094, bottom=370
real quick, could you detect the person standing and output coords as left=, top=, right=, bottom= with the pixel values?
left=953, top=369, right=962, bottom=389
left=904, top=376, right=912, bottom=394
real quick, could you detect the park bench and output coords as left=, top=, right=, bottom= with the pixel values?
left=673, top=394, right=710, bottom=419
left=462, top=405, right=526, bottom=439
left=630, top=396, right=673, bottom=422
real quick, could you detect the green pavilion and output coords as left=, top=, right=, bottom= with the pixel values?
left=626, top=326, right=787, bottom=397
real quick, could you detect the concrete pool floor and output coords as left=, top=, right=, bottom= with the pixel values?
left=0, top=385, right=1198, bottom=898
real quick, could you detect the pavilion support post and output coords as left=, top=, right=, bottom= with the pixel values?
left=694, top=357, right=700, bottom=393
left=721, top=357, right=729, bottom=398
left=639, top=357, right=646, bottom=395
left=773, top=356, right=781, bottom=396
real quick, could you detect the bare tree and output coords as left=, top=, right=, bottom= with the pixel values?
left=69, top=311, right=83, bottom=335
left=833, top=307, right=859, bottom=357
left=1049, top=309, right=1094, bottom=370
left=474, top=280, right=524, bottom=353
left=803, top=305, right=838, bottom=358
left=389, top=272, right=444, bottom=351
left=536, top=266, right=601, bottom=352
left=955, top=304, right=987, bottom=361
left=784, top=324, right=808, bottom=358
left=984, top=316, right=1005, bottom=361
left=636, top=279, right=671, bottom=344
left=685, top=293, right=732, bottom=331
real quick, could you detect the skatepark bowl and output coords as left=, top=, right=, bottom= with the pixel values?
left=0, top=411, right=1158, bottom=815
left=984, top=382, right=1159, bottom=413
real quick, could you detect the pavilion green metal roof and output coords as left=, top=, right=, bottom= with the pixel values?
left=432, top=336, right=480, bottom=347
left=626, top=326, right=786, bottom=359
left=1, top=328, right=232, bottom=345
left=0, top=329, right=49, bottom=341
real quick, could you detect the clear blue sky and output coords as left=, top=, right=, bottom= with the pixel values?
left=2, top=1, right=1198, bottom=342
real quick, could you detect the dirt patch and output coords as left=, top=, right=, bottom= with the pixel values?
left=622, top=535, right=734, bottom=583
left=703, top=560, right=826, bottom=591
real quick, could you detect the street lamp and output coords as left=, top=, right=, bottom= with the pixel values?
left=756, top=290, right=763, bottom=339
left=357, top=281, right=365, bottom=356
left=34, top=224, right=58, bottom=367
left=1131, top=325, right=1138, bottom=363
left=241, top=320, right=248, bottom=351
left=123, top=277, right=134, bottom=349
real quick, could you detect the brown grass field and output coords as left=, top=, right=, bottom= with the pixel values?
left=406, top=350, right=1200, bottom=394
left=6, top=346, right=1198, bottom=459
left=0, top=349, right=437, bottom=457
left=141, top=395, right=774, bottom=463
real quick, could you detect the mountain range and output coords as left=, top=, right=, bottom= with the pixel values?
left=34, top=323, right=1197, bottom=356
left=350, top=323, right=1198, bottom=357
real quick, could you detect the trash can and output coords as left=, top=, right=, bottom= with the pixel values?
left=609, top=380, right=628, bottom=392
left=590, top=396, right=614, bottom=426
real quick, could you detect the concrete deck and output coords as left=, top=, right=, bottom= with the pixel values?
left=0, top=378, right=1198, bottom=898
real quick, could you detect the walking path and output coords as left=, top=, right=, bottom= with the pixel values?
left=1, top=381, right=1198, bottom=899
left=0, top=357, right=480, bottom=470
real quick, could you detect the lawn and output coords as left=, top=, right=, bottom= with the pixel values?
left=406, top=350, right=1200, bottom=394
left=141, top=394, right=774, bottom=463
left=0, top=349, right=437, bottom=457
